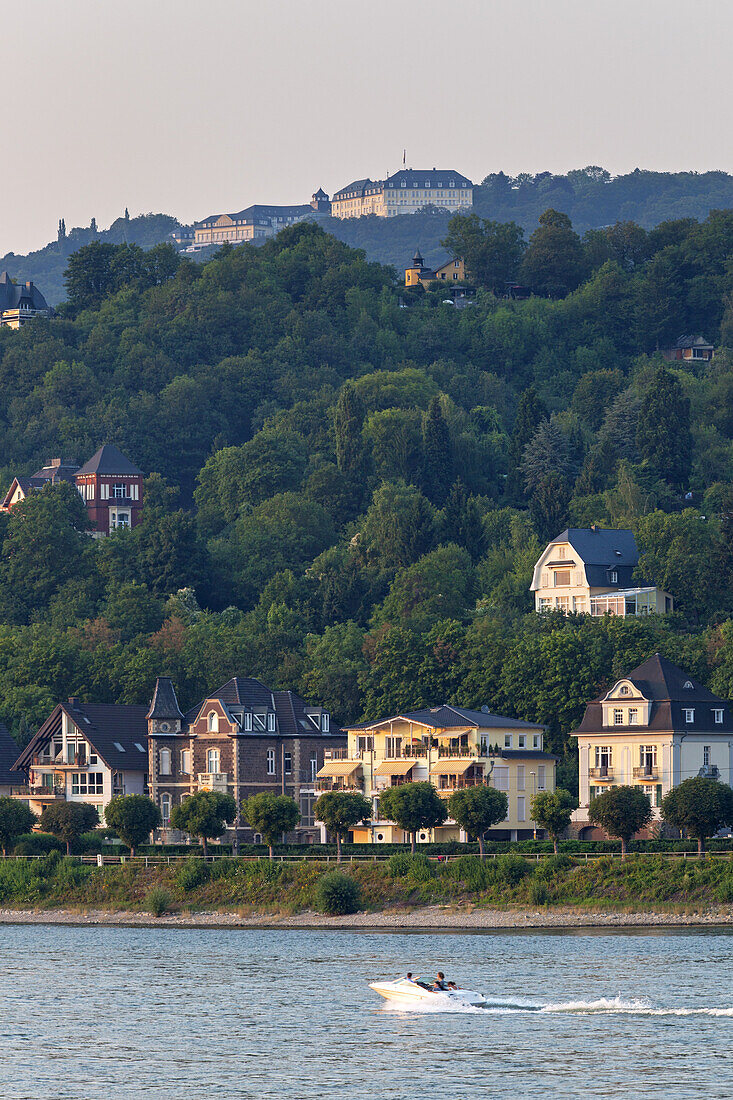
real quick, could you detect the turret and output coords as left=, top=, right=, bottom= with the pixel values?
left=147, top=677, right=184, bottom=734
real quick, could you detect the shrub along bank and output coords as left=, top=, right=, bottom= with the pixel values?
left=1, top=852, right=733, bottom=914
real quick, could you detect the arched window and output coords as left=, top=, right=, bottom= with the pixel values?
left=160, top=794, right=171, bottom=825
left=207, top=711, right=218, bottom=732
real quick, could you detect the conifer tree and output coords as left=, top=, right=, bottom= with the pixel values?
left=334, top=383, right=367, bottom=476
left=422, top=396, right=453, bottom=504
left=636, top=366, right=692, bottom=487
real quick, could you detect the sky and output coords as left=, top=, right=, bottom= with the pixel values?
left=4, top=0, right=732, bottom=255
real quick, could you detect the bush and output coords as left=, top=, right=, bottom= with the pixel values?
left=449, top=855, right=491, bottom=892
left=494, top=854, right=531, bottom=885
left=176, top=858, right=210, bottom=891
left=388, top=852, right=434, bottom=881
left=716, top=877, right=733, bottom=903
left=315, top=872, right=361, bottom=915
left=145, top=888, right=173, bottom=917
left=535, top=854, right=574, bottom=879
left=54, top=858, right=92, bottom=890
left=210, top=857, right=237, bottom=880
left=13, top=833, right=64, bottom=856
left=388, top=852, right=413, bottom=877
left=528, top=879, right=550, bottom=906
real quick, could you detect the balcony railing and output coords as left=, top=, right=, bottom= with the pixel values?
left=436, top=778, right=486, bottom=795
left=315, top=778, right=364, bottom=793
left=633, top=766, right=659, bottom=780
left=26, top=784, right=65, bottom=799
left=589, top=766, right=614, bottom=780
left=197, top=772, right=228, bottom=791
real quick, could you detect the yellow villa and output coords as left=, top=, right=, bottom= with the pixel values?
left=531, top=527, right=673, bottom=617
left=331, top=169, right=473, bottom=219
left=571, top=654, right=733, bottom=836
left=317, top=705, right=557, bottom=843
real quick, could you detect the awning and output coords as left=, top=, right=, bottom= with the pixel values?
left=316, top=761, right=363, bottom=778
left=374, top=760, right=416, bottom=777
left=430, top=759, right=478, bottom=776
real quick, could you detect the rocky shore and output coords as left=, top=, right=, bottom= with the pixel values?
left=1, top=904, right=732, bottom=930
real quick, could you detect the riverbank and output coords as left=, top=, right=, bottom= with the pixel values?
left=1, top=903, right=732, bottom=929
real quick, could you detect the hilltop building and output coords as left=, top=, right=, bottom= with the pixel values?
left=331, top=169, right=473, bottom=219
left=0, top=444, right=143, bottom=536
left=148, top=676, right=345, bottom=844
left=404, top=250, right=467, bottom=287
left=571, top=654, right=733, bottom=835
left=318, top=705, right=556, bottom=843
left=531, top=527, right=673, bottom=617
left=192, top=203, right=318, bottom=248
left=0, top=271, right=51, bottom=329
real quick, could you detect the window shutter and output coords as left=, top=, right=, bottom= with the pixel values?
left=541, top=572, right=549, bottom=587
left=656, top=784, right=662, bottom=806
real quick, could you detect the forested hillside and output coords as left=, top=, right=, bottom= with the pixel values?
left=1, top=213, right=733, bottom=787
left=5, top=168, right=733, bottom=304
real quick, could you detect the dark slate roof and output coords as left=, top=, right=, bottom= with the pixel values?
left=30, top=459, right=79, bottom=482
left=0, top=723, right=20, bottom=786
left=672, top=334, right=713, bottom=349
left=75, top=444, right=142, bottom=477
left=333, top=179, right=381, bottom=199
left=0, top=271, right=50, bottom=312
left=572, top=654, right=733, bottom=735
left=349, top=705, right=544, bottom=732
left=14, top=701, right=149, bottom=772
left=146, top=677, right=183, bottom=720
left=496, top=750, right=559, bottom=761
left=312, top=188, right=328, bottom=200
left=551, top=528, right=639, bottom=589
left=187, top=677, right=340, bottom=738
left=385, top=169, right=473, bottom=188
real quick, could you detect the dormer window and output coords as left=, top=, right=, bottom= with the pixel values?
left=613, top=709, right=623, bottom=725
left=619, top=686, right=629, bottom=695
left=267, top=713, right=276, bottom=732
left=244, top=712, right=252, bottom=731
left=253, top=713, right=266, bottom=731
left=714, top=709, right=724, bottom=724
left=322, top=714, right=330, bottom=732
left=207, top=711, right=218, bottom=733
left=683, top=681, right=694, bottom=690
left=400, top=181, right=406, bottom=188
left=609, top=570, right=618, bottom=584
left=684, top=708, right=695, bottom=724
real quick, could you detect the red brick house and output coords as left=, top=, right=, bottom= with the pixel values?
left=147, top=676, right=346, bottom=844
left=1, top=444, right=143, bottom=536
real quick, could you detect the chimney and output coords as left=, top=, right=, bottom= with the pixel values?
left=68, top=697, right=79, bottom=708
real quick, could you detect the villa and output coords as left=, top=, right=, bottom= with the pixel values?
left=318, top=705, right=557, bottom=842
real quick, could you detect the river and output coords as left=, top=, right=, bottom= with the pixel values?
left=0, top=924, right=730, bottom=1098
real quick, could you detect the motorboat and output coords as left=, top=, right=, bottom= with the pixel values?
left=369, top=977, right=488, bottom=1008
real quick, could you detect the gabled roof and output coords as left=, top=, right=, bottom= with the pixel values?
left=75, top=444, right=142, bottom=477
left=146, top=677, right=183, bottom=721
left=348, top=705, right=544, bottom=732
left=533, top=527, right=639, bottom=591
left=0, top=272, right=49, bottom=313
left=573, top=654, right=733, bottom=735
left=0, top=723, right=19, bottom=786
left=672, top=334, right=713, bottom=349
left=184, top=677, right=337, bottom=737
left=13, top=701, right=149, bottom=772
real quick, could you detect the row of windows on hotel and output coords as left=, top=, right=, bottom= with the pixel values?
left=340, top=181, right=470, bottom=199
left=158, top=747, right=321, bottom=779
left=595, top=745, right=716, bottom=767
left=354, top=732, right=542, bottom=753
left=204, top=711, right=329, bottom=734
left=607, top=707, right=724, bottom=725
left=78, top=481, right=140, bottom=501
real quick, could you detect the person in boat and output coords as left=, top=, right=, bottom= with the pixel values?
left=432, top=972, right=447, bottom=990
left=446, top=981, right=458, bottom=990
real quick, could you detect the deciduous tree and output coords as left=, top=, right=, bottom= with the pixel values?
left=170, top=791, right=236, bottom=856
left=241, top=793, right=300, bottom=859
left=378, top=781, right=446, bottom=853
left=0, top=798, right=37, bottom=857
left=530, top=789, right=577, bottom=853
left=39, top=802, right=99, bottom=856
left=660, top=777, right=733, bottom=856
left=588, top=785, right=653, bottom=857
left=448, top=785, right=508, bottom=859
left=104, top=794, right=161, bottom=856
left=314, top=791, right=371, bottom=861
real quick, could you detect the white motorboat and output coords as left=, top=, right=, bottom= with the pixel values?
left=369, top=977, right=488, bottom=1008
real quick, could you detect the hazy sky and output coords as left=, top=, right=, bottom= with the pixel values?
left=4, top=0, right=732, bottom=255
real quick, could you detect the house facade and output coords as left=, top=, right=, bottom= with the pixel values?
left=12, top=699, right=149, bottom=820
left=331, top=169, right=473, bottom=219
left=319, top=706, right=556, bottom=843
left=571, top=654, right=733, bottom=835
left=662, top=335, right=714, bottom=363
left=0, top=271, right=51, bottom=329
left=148, top=676, right=345, bottom=843
left=193, top=204, right=315, bottom=247
left=404, top=251, right=466, bottom=287
left=531, top=527, right=673, bottom=617
left=1, top=444, right=143, bottom=536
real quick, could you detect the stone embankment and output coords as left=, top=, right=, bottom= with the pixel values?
left=0, top=904, right=731, bottom=929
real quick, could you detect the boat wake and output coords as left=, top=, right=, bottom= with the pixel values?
left=381, top=994, right=733, bottom=1017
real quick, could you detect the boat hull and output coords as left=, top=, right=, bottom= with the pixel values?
left=369, top=980, right=487, bottom=1008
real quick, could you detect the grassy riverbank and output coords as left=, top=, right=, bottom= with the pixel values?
left=2, top=852, right=733, bottom=920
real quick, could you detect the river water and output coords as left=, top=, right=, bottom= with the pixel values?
left=0, top=924, right=731, bottom=1099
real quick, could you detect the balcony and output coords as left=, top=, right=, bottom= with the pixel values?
left=633, top=766, right=659, bottom=781
left=589, top=766, right=614, bottom=782
left=315, top=777, right=364, bottom=793
left=25, top=783, right=65, bottom=800
left=197, top=772, right=228, bottom=792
